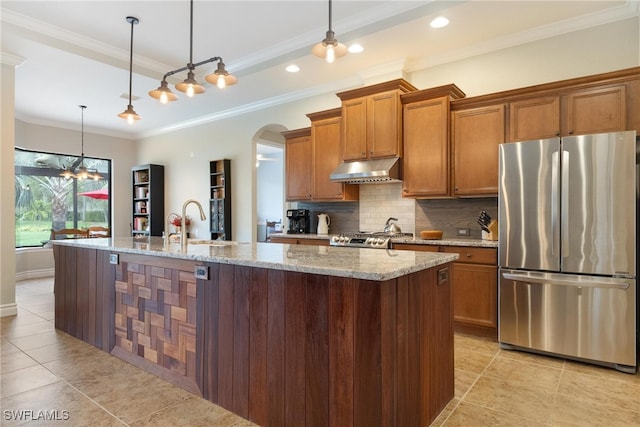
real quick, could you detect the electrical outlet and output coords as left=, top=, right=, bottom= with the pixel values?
left=109, top=253, right=119, bottom=265
left=457, top=228, right=470, bottom=237
left=194, top=265, right=209, bottom=280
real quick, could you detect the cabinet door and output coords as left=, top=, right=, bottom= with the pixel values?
left=342, top=97, right=368, bottom=161
left=561, top=85, right=627, bottom=136
left=285, top=134, right=312, bottom=200
left=402, top=97, right=449, bottom=197
left=450, top=263, right=497, bottom=330
left=508, top=96, right=560, bottom=142
left=368, top=90, right=402, bottom=158
left=452, top=104, right=505, bottom=196
left=312, top=116, right=347, bottom=200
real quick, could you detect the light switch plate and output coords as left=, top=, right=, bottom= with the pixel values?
left=457, top=228, right=470, bottom=236
left=109, top=253, right=119, bottom=265
left=194, top=265, right=209, bottom=280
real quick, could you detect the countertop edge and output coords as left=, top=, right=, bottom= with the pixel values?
left=52, top=238, right=459, bottom=281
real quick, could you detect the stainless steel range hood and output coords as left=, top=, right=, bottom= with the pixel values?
left=329, top=157, right=402, bottom=184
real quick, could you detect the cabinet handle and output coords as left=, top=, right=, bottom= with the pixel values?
left=568, top=130, right=574, bottom=135
left=555, top=131, right=560, bottom=136
left=466, top=253, right=472, bottom=258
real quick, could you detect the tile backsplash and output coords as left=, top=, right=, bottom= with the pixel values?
left=298, top=184, right=497, bottom=238
left=416, top=198, right=498, bottom=239
left=359, top=183, right=415, bottom=233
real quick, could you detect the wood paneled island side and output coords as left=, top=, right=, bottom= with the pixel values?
left=52, top=237, right=458, bottom=426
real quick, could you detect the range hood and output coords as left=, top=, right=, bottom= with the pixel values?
left=329, top=157, right=402, bottom=184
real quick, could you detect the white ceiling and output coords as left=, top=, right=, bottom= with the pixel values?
left=2, top=1, right=637, bottom=140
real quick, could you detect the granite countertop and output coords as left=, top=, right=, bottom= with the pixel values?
left=275, top=233, right=499, bottom=248
left=52, top=237, right=458, bottom=281
left=390, top=237, right=499, bottom=248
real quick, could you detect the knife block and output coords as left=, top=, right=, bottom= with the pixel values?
left=482, top=220, right=498, bottom=241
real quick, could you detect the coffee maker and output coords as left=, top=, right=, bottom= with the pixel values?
left=286, top=209, right=310, bottom=234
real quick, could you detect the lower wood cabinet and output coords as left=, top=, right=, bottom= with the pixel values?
left=394, top=243, right=497, bottom=339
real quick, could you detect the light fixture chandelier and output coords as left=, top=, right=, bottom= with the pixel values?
left=148, top=0, right=237, bottom=104
left=60, top=105, right=102, bottom=181
left=312, top=0, right=347, bottom=63
left=118, top=16, right=141, bottom=124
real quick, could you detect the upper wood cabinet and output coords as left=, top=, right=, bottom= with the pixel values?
left=283, top=128, right=312, bottom=201
left=451, top=104, right=506, bottom=197
left=561, top=84, right=626, bottom=136
left=337, top=79, right=417, bottom=161
left=401, top=84, right=465, bottom=198
left=307, top=108, right=358, bottom=201
left=508, top=96, right=560, bottom=142
left=508, top=84, right=627, bottom=142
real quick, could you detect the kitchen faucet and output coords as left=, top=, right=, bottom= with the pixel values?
left=181, top=199, right=207, bottom=250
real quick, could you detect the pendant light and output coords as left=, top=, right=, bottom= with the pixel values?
left=148, top=0, right=237, bottom=103
left=118, top=16, right=141, bottom=124
left=61, top=105, right=102, bottom=181
left=312, top=0, right=347, bottom=63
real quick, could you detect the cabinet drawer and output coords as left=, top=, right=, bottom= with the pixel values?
left=442, top=246, right=497, bottom=265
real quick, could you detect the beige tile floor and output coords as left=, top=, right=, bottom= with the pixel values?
left=2, top=277, right=640, bottom=426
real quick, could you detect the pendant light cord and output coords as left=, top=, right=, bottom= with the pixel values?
left=127, top=18, right=135, bottom=106
left=188, top=0, right=194, bottom=69
left=328, top=0, right=333, bottom=32
left=80, top=105, right=86, bottom=165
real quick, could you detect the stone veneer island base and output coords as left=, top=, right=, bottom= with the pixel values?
left=53, top=238, right=458, bottom=426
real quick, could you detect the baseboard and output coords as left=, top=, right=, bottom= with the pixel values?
left=15, top=268, right=55, bottom=282
left=0, top=303, right=18, bottom=317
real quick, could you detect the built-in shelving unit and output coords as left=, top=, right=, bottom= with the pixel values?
left=210, top=159, right=231, bottom=240
left=132, top=164, right=164, bottom=237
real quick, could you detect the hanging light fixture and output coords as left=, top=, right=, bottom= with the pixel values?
left=118, top=16, right=141, bottom=124
left=60, top=105, right=102, bottom=181
left=312, top=0, right=347, bottom=63
left=148, top=0, right=237, bottom=103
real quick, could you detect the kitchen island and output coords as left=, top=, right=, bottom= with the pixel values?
left=52, top=237, right=458, bottom=426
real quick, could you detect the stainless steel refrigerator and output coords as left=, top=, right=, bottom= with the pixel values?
left=498, top=130, right=637, bottom=373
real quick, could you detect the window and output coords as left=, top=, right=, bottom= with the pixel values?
left=15, top=148, right=111, bottom=247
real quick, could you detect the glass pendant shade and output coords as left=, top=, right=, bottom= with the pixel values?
left=149, top=80, right=178, bottom=104
left=175, top=71, right=205, bottom=97
left=312, top=31, right=347, bottom=63
left=205, top=62, right=238, bottom=88
left=118, top=105, right=141, bottom=124
left=60, top=168, right=75, bottom=179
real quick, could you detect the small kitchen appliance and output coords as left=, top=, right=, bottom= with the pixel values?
left=317, top=213, right=330, bottom=235
left=498, top=131, right=637, bottom=373
left=286, top=209, right=310, bottom=234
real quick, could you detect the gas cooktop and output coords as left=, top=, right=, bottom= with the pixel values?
left=329, top=231, right=414, bottom=249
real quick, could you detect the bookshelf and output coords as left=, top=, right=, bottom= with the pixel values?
left=132, top=164, right=164, bottom=237
left=210, top=159, right=231, bottom=240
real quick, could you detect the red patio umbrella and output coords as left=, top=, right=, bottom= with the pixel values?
left=79, top=187, right=109, bottom=199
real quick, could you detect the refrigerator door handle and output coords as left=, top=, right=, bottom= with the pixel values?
left=551, top=151, right=559, bottom=256
left=502, top=272, right=630, bottom=290
left=561, top=150, right=570, bottom=258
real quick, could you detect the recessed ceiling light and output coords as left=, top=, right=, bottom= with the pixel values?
left=430, top=16, right=449, bottom=28
left=348, top=44, right=364, bottom=53
left=286, top=64, right=300, bottom=73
